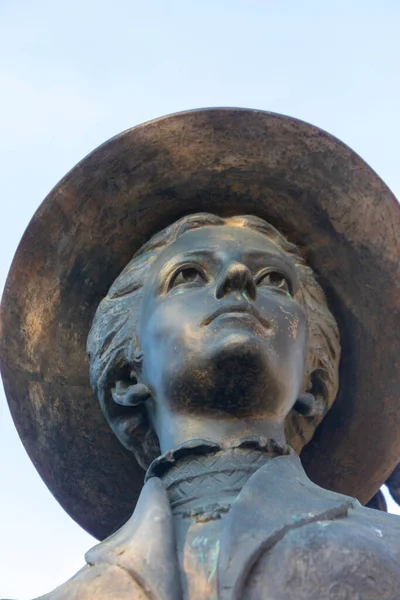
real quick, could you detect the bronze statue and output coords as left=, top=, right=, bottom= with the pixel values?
left=1, top=109, right=400, bottom=599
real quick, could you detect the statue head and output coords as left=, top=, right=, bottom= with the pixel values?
left=87, top=213, right=340, bottom=469
left=3, top=109, right=398, bottom=537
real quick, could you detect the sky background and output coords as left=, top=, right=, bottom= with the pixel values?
left=1, top=1, right=400, bottom=597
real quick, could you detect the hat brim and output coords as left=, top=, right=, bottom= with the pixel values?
left=1, top=108, right=400, bottom=540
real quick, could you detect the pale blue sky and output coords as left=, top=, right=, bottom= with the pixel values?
left=1, top=1, right=400, bottom=597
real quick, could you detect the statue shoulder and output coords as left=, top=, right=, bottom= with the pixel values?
left=31, top=562, right=150, bottom=600
left=243, top=504, right=400, bottom=599
left=348, top=502, right=400, bottom=547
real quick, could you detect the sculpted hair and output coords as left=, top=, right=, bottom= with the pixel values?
left=87, top=213, right=340, bottom=469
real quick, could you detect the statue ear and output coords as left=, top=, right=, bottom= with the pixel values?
left=111, top=376, right=151, bottom=407
left=293, top=393, right=317, bottom=417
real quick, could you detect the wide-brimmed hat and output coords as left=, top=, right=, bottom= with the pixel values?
left=1, top=108, right=399, bottom=540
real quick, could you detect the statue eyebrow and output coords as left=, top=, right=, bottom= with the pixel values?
left=169, top=248, right=220, bottom=261
left=246, top=248, right=286, bottom=258
left=157, top=249, right=219, bottom=281
left=168, top=247, right=296, bottom=269
left=231, top=246, right=293, bottom=267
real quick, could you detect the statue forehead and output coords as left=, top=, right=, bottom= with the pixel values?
left=147, top=224, right=291, bottom=267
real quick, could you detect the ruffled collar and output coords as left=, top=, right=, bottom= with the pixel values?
left=146, top=436, right=294, bottom=520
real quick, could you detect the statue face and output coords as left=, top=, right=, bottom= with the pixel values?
left=137, top=225, right=308, bottom=431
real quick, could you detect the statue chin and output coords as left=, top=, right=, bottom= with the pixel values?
left=158, top=335, right=277, bottom=418
left=209, top=338, right=277, bottom=407
left=209, top=326, right=272, bottom=359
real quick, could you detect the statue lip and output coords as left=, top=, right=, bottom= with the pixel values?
left=202, top=302, right=271, bottom=330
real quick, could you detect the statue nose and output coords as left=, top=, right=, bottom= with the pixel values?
left=215, top=262, right=257, bottom=300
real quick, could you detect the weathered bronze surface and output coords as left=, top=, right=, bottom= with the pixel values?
left=1, top=109, right=400, bottom=599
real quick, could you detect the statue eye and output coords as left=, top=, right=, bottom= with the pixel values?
left=256, top=270, right=291, bottom=294
left=170, top=266, right=207, bottom=289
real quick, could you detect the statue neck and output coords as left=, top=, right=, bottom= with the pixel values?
left=146, top=437, right=294, bottom=521
left=151, top=409, right=288, bottom=454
